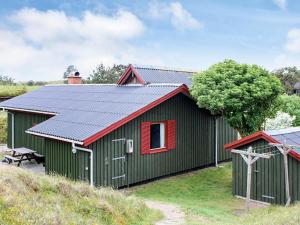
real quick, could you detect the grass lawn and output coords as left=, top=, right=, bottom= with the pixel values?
left=132, top=163, right=300, bottom=225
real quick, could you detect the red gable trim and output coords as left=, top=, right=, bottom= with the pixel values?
left=224, top=131, right=300, bottom=161
left=289, top=150, right=300, bottom=161
left=117, top=65, right=145, bottom=85
left=224, top=131, right=279, bottom=150
left=83, top=85, right=189, bottom=146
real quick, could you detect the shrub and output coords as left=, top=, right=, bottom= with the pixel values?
left=265, top=111, right=295, bottom=130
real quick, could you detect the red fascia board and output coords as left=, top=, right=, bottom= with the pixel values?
left=83, top=85, right=189, bottom=146
left=224, top=131, right=279, bottom=150
left=289, top=150, right=300, bottom=161
left=117, top=65, right=145, bottom=85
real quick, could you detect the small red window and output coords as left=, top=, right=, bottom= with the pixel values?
left=141, top=120, right=176, bottom=154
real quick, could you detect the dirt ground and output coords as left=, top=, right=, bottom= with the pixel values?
left=145, top=200, right=185, bottom=225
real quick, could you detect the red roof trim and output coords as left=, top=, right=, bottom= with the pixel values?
left=224, top=131, right=300, bottom=161
left=224, top=131, right=279, bottom=150
left=83, top=85, right=189, bottom=146
left=117, top=65, right=145, bottom=85
left=289, top=150, right=300, bottom=161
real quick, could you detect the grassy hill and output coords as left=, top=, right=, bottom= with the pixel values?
left=0, top=166, right=161, bottom=225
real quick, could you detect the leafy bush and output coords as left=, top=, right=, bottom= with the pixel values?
left=265, top=111, right=295, bottom=130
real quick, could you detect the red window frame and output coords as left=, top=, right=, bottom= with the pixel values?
left=141, top=120, right=176, bottom=155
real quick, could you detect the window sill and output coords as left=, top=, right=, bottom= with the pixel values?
left=142, top=147, right=172, bottom=155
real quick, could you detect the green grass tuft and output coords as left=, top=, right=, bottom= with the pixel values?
left=0, top=166, right=161, bottom=225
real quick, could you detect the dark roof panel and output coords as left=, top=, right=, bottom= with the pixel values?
left=0, top=84, right=184, bottom=143
left=134, top=66, right=194, bottom=86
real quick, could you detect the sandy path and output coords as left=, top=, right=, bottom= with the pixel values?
left=145, top=200, right=185, bottom=225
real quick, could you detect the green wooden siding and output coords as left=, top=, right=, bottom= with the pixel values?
left=232, top=139, right=300, bottom=205
left=7, top=111, right=50, bottom=155
left=87, top=93, right=236, bottom=187
left=217, top=117, right=237, bottom=162
left=45, top=139, right=90, bottom=182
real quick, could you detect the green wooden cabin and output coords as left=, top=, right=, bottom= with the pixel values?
left=1, top=65, right=237, bottom=188
left=225, top=129, right=300, bottom=205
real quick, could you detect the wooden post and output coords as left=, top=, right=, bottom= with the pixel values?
left=232, top=147, right=271, bottom=211
left=283, top=149, right=291, bottom=206
left=269, top=142, right=292, bottom=206
left=282, top=143, right=291, bottom=206
left=245, top=147, right=252, bottom=211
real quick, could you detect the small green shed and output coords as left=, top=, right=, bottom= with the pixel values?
left=225, top=129, right=300, bottom=205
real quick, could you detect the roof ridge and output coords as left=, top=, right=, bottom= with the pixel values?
left=133, top=64, right=196, bottom=73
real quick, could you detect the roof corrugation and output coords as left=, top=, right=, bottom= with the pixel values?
left=266, top=127, right=300, bottom=155
left=0, top=84, right=182, bottom=142
left=134, top=66, right=194, bottom=86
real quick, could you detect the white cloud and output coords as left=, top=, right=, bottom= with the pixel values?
left=0, top=8, right=148, bottom=81
left=148, top=1, right=202, bottom=31
left=285, top=28, right=300, bottom=53
left=272, top=0, right=287, bottom=10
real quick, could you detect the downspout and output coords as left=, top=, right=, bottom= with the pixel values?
left=215, top=117, right=218, bottom=167
left=71, top=143, right=93, bottom=187
left=6, top=111, right=14, bottom=149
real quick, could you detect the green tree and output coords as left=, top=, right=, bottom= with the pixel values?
left=87, top=63, right=127, bottom=84
left=191, top=60, right=283, bottom=137
left=278, top=95, right=300, bottom=126
left=273, top=66, right=300, bottom=94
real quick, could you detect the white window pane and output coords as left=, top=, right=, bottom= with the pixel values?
left=160, top=123, right=165, bottom=148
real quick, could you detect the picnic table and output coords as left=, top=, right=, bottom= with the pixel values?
left=5, top=147, right=37, bottom=167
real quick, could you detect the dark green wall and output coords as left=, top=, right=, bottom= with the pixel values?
left=7, top=111, right=50, bottom=155
left=86, top=93, right=236, bottom=187
left=217, top=117, right=236, bottom=162
left=45, top=139, right=90, bottom=182
left=232, top=139, right=300, bottom=205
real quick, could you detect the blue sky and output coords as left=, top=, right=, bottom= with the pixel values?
left=0, top=0, right=299, bottom=81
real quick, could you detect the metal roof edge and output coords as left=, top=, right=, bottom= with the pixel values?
left=26, top=130, right=83, bottom=145
left=1, top=107, right=57, bottom=115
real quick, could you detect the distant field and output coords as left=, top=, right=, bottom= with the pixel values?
left=0, top=85, right=40, bottom=98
